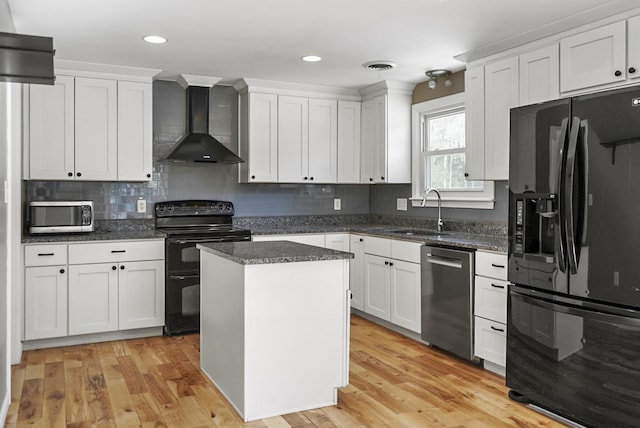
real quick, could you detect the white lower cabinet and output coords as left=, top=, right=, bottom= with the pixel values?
left=349, top=235, right=365, bottom=311
left=361, top=236, right=421, bottom=333
left=23, top=239, right=164, bottom=343
left=68, top=263, right=119, bottom=335
left=473, top=250, right=508, bottom=371
left=252, top=233, right=326, bottom=247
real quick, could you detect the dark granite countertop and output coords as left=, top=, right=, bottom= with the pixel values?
left=198, top=241, right=354, bottom=265
left=22, top=230, right=166, bottom=243
left=250, top=225, right=507, bottom=253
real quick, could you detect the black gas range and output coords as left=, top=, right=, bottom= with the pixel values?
left=155, top=200, right=251, bottom=335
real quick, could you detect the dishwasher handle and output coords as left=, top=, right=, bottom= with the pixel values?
left=424, top=253, right=463, bottom=269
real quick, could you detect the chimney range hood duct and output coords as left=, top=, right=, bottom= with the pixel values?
left=163, top=85, right=244, bottom=164
left=0, top=31, right=55, bottom=85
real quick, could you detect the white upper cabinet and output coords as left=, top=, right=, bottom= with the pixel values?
left=117, top=81, right=153, bottom=181
left=519, top=44, right=560, bottom=105
left=560, top=21, right=626, bottom=92
left=28, top=74, right=75, bottom=180
left=359, top=81, right=413, bottom=184
left=238, top=92, right=279, bottom=183
left=337, top=100, right=361, bottom=183
left=483, top=56, right=519, bottom=181
left=25, top=62, right=158, bottom=181
left=627, top=15, right=640, bottom=81
left=74, top=77, right=118, bottom=181
left=464, top=65, right=485, bottom=181
left=308, top=98, right=338, bottom=183
left=277, top=95, right=309, bottom=182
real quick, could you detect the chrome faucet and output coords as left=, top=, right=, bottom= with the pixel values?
left=421, top=188, right=444, bottom=233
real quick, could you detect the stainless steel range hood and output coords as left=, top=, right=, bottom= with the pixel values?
left=163, top=83, right=244, bottom=164
left=0, top=31, right=55, bottom=85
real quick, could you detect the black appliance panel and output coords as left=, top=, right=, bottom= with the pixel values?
left=507, top=286, right=640, bottom=428
left=165, top=274, right=200, bottom=336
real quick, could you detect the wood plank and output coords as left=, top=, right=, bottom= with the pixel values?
left=9, top=315, right=562, bottom=427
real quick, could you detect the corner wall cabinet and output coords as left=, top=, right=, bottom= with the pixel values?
left=359, top=81, right=413, bottom=184
left=23, top=239, right=165, bottom=345
left=25, top=62, right=157, bottom=181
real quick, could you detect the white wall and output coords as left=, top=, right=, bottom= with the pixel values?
left=1, top=1, right=18, bottom=423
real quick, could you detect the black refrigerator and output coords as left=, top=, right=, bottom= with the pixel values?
left=507, top=86, right=640, bottom=428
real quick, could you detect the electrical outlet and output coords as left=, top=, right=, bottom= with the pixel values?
left=397, top=198, right=408, bottom=211
left=334, top=198, right=342, bottom=210
left=137, top=199, right=147, bottom=213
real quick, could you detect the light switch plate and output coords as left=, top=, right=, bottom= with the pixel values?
left=334, top=198, right=342, bottom=210
left=397, top=198, right=408, bottom=211
left=137, top=199, right=147, bottom=213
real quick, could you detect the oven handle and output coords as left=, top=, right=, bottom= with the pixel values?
left=170, top=237, right=238, bottom=244
left=512, top=290, right=640, bottom=326
left=169, top=274, right=200, bottom=280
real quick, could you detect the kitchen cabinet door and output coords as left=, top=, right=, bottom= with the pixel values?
left=24, top=266, right=68, bottom=340
left=464, top=65, right=485, bottom=181
left=117, top=80, right=153, bottom=181
left=118, top=260, right=164, bottom=330
left=363, top=254, right=390, bottom=320
left=325, top=233, right=350, bottom=251
left=628, top=15, right=640, bottom=81
left=519, top=44, right=560, bottom=105
left=349, top=235, right=365, bottom=311
left=337, top=101, right=361, bottom=183
left=560, top=20, right=626, bottom=92
left=390, top=260, right=421, bottom=333
left=474, top=316, right=506, bottom=367
left=74, top=77, right=118, bottom=180
left=68, top=263, right=119, bottom=335
left=28, top=74, right=75, bottom=180
left=484, top=56, right=518, bottom=181
left=238, top=92, right=278, bottom=182
left=308, top=98, right=338, bottom=183
left=277, top=95, right=309, bottom=182
left=360, top=96, right=385, bottom=183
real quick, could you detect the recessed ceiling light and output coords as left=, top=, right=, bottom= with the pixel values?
left=302, top=55, right=322, bottom=62
left=143, top=35, right=167, bottom=44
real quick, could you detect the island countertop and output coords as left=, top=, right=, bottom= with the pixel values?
left=197, top=240, right=354, bottom=265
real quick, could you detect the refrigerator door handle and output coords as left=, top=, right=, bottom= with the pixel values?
left=565, top=116, right=581, bottom=274
left=555, top=118, right=569, bottom=273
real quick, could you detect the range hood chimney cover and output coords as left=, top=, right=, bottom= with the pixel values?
left=0, top=31, right=55, bottom=85
left=163, top=85, right=244, bottom=164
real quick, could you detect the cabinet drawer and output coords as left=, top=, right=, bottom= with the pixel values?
left=474, top=316, right=506, bottom=367
left=390, top=240, right=421, bottom=263
left=68, top=239, right=164, bottom=264
left=364, top=236, right=390, bottom=257
left=476, top=251, right=507, bottom=280
left=25, top=244, right=68, bottom=266
left=474, top=276, right=507, bottom=324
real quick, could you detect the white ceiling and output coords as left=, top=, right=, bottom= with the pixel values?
left=6, top=0, right=640, bottom=89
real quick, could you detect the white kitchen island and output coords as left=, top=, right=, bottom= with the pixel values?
left=197, top=241, right=352, bottom=422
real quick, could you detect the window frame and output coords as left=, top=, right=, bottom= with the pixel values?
left=411, top=92, right=495, bottom=209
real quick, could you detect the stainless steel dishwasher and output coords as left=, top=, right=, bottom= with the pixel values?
left=421, top=245, right=475, bottom=361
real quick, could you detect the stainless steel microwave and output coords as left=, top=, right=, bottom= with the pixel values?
left=28, top=201, right=94, bottom=234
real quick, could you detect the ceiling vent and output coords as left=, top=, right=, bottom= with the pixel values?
left=362, top=60, right=396, bottom=71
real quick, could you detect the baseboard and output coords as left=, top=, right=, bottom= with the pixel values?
left=22, top=327, right=163, bottom=351
left=1, top=391, right=9, bottom=427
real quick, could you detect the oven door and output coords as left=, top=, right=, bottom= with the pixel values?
left=165, top=273, right=200, bottom=335
left=166, top=236, right=232, bottom=274
left=507, top=285, right=640, bottom=428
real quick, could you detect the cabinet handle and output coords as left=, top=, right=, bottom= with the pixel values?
left=380, top=176, right=385, bottom=180
left=112, top=266, right=117, bottom=270
left=384, top=261, right=389, bottom=265
left=111, top=250, right=126, bottom=253
left=59, top=269, right=65, bottom=274
left=67, top=172, right=73, bottom=177
left=76, top=172, right=82, bottom=177
left=359, top=238, right=364, bottom=242
left=120, top=265, right=125, bottom=270
left=490, top=283, right=505, bottom=289
left=309, top=177, right=314, bottom=181
left=369, top=178, right=374, bottom=182
left=389, top=262, right=394, bottom=266
left=615, top=70, right=622, bottom=77
left=303, top=176, right=308, bottom=180
left=491, top=263, right=505, bottom=268
left=37, top=253, right=55, bottom=256
left=490, top=326, right=505, bottom=332
left=251, top=175, right=256, bottom=179
left=629, top=67, right=637, bottom=74
left=146, top=173, right=151, bottom=178
left=464, top=172, right=469, bottom=177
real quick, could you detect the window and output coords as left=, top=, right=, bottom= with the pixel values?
left=411, top=93, right=494, bottom=209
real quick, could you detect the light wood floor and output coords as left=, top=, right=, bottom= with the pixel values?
left=5, top=315, right=562, bottom=427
